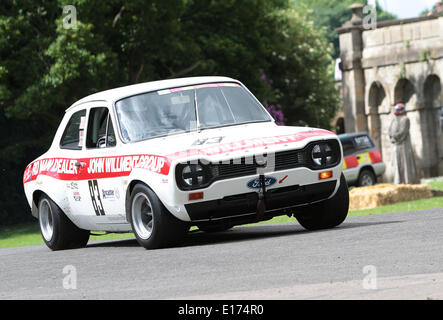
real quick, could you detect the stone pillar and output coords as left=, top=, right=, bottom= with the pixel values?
left=337, top=4, right=368, bottom=133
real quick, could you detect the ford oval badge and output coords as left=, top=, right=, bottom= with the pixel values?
left=247, top=176, right=277, bottom=189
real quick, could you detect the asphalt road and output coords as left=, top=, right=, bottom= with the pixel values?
left=1, top=208, right=443, bottom=300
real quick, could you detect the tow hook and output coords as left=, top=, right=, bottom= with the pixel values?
left=256, top=174, right=266, bottom=221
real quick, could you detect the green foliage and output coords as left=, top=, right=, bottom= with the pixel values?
left=0, top=0, right=340, bottom=225
left=293, top=0, right=397, bottom=58
left=428, top=179, right=443, bottom=191
left=266, top=7, right=339, bottom=127
left=374, top=1, right=397, bottom=22
left=293, top=0, right=361, bottom=58
left=420, top=49, right=431, bottom=62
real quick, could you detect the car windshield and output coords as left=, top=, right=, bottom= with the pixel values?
left=115, top=82, right=272, bottom=142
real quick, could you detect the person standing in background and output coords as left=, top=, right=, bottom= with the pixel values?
left=388, top=103, right=420, bottom=184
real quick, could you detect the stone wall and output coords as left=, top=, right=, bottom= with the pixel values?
left=338, top=4, right=443, bottom=181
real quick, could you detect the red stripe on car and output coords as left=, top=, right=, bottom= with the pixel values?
left=23, top=154, right=170, bottom=184
left=23, top=130, right=335, bottom=184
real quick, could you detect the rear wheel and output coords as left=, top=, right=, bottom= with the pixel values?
left=38, top=195, right=90, bottom=250
left=129, top=184, right=189, bottom=249
left=357, top=169, right=376, bottom=186
left=295, top=173, right=349, bottom=231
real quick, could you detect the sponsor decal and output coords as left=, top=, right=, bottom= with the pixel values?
left=23, top=154, right=170, bottom=184
left=70, top=182, right=79, bottom=189
left=247, top=176, right=277, bottom=189
left=72, top=191, right=81, bottom=202
left=168, top=129, right=334, bottom=160
left=279, top=175, right=288, bottom=184
left=102, top=189, right=115, bottom=200
left=87, top=155, right=166, bottom=175
left=101, top=188, right=120, bottom=201
left=192, top=136, right=225, bottom=146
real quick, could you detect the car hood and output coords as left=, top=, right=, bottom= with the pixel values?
left=123, top=122, right=337, bottom=162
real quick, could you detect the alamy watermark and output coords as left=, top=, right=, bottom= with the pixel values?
left=363, top=5, right=377, bottom=30
left=62, top=5, right=77, bottom=30
left=362, top=265, right=377, bottom=290
left=62, top=265, right=77, bottom=290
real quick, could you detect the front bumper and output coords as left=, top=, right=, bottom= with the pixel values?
left=185, top=180, right=337, bottom=222
left=164, top=164, right=343, bottom=222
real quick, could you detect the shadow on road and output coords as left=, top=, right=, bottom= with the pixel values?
left=87, top=220, right=403, bottom=249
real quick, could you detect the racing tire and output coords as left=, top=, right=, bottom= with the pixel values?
left=295, top=173, right=349, bottom=231
left=357, top=169, right=376, bottom=187
left=38, top=195, right=90, bottom=250
left=129, top=183, right=189, bottom=249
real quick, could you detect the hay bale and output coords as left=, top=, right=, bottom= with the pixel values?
left=349, top=184, right=433, bottom=211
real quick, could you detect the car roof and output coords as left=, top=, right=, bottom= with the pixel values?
left=66, top=76, right=238, bottom=112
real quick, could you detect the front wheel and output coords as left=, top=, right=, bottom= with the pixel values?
left=295, top=173, right=349, bottom=231
left=129, top=184, right=189, bottom=249
left=38, top=195, right=90, bottom=250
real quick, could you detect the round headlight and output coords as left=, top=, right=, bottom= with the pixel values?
left=181, top=164, right=205, bottom=187
left=311, top=143, right=333, bottom=167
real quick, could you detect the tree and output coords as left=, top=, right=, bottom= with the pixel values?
left=0, top=1, right=61, bottom=225
left=0, top=0, right=340, bottom=225
left=293, top=0, right=397, bottom=58
left=374, top=1, right=397, bottom=21
left=266, top=7, right=340, bottom=128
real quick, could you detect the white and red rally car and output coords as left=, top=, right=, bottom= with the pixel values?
left=23, top=76, right=349, bottom=250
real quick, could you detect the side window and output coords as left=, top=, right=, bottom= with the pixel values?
left=340, top=139, right=355, bottom=157
left=106, top=117, right=116, bottom=147
left=354, top=135, right=374, bottom=150
left=60, top=109, right=86, bottom=150
left=86, top=107, right=117, bottom=149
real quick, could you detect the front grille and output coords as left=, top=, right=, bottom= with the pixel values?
left=217, top=163, right=257, bottom=177
left=175, top=139, right=341, bottom=190
left=211, top=149, right=308, bottom=180
left=210, top=145, right=320, bottom=179
left=274, top=149, right=307, bottom=170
